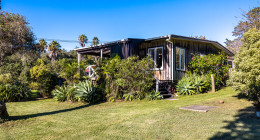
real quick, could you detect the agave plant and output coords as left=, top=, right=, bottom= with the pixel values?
left=176, top=78, right=196, bottom=95
left=52, top=85, right=76, bottom=102
left=75, top=80, right=98, bottom=103
left=192, top=75, right=206, bottom=94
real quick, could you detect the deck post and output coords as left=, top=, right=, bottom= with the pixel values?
left=100, top=49, right=103, bottom=60
left=211, top=74, right=215, bottom=93
left=77, top=52, right=81, bottom=64
left=77, top=52, right=81, bottom=76
left=156, top=79, right=159, bottom=92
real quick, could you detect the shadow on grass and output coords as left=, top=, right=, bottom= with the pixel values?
left=9, top=104, right=91, bottom=121
left=209, top=106, right=260, bottom=139
left=232, top=93, right=248, bottom=99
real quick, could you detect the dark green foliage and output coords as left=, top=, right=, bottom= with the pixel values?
left=146, top=91, right=162, bottom=100
left=177, top=74, right=207, bottom=95
left=0, top=82, right=31, bottom=102
left=96, top=55, right=154, bottom=101
left=0, top=11, right=36, bottom=66
left=188, top=53, right=229, bottom=90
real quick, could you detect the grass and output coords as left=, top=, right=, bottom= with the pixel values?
left=1, top=87, right=260, bottom=140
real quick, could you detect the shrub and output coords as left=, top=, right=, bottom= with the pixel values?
left=176, top=74, right=207, bottom=95
left=96, top=55, right=154, bottom=101
left=228, top=28, right=260, bottom=110
left=0, top=73, right=12, bottom=84
left=96, top=55, right=121, bottom=100
left=117, top=56, right=154, bottom=100
left=0, top=82, right=31, bottom=102
left=30, top=61, right=58, bottom=97
left=188, top=53, right=229, bottom=90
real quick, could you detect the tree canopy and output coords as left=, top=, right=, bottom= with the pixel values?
left=0, top=11, right=35, bottom=66
left=78, top=34, right=88, bottom=47
left=226, top=7, right=260, bottom=53
left=228, top=28, right=260, bottom=109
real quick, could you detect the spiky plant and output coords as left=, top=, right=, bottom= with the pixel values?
left=75, top=80, right=99, bottom=103
left=52, top=85, right=76, bottom=102
left=176, top=77, right=196, bottom=95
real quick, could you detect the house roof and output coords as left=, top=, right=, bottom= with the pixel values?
left=74, top=34, right=234, bottom=56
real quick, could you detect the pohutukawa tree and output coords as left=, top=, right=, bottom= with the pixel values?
left=78, top=34, right=88, bottom=47
left=0, top=11, right=35, bottom=66
left=228, top=28, right=260, bottom=110
left=48, top=41, right=61, bottom=61
left=92, top=37, right=99, bottom=46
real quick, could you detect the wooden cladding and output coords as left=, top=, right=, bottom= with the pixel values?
left=140, top=39, right=222, bottom=81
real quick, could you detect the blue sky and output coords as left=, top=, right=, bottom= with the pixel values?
left=2, top=0, right=259, bottom=51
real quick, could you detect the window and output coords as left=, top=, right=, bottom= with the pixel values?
left=227, top=60, right=233, bottom=68
left=176, top=47, right=185, bottom=70
left=148, top=47, right=163, bottom=69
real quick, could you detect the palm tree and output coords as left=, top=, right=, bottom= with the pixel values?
left=48, top=41, right=61, bottom=61
left=78, top=34, right=88, bottom=47
left=36, top=39, right=47, bottom=53
left=92, top=37, right=99, bottom=46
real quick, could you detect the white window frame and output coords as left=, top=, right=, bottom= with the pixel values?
left=148, top=46, right=163, bottom=70
left=176, top=47, right=185, bottom=71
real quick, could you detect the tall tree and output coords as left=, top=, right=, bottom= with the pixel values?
left=48, top=41, right=61, bottom=61
left=0, top=11, right=35, bottom=66
left=78, top=34, right=88, bottom=47
left=233, top=7, right=260, bottom=38
left=92, top=37, right=99, bottom=46
left=36, top=39, right=47, bottom=53
left=226, top=7, right=260, bottom=53
left=228, top=28, right=260, bottom=111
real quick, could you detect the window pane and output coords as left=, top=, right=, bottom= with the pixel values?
left=176, top=48, right=180, bottom=69
left=148, top=49, right=155, bottom=61
left=148, top=49, right=155, bottom=67
left=156, top=48, right=163, bottom=68
left=227, top=60, right=232, bottom=68
left=181, top=49, right=185, bottom=70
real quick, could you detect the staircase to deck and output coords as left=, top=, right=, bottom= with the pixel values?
left=152, top=80, right=176, bottom=99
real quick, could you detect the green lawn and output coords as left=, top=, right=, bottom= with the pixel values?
left=1, top=87, right=260, bottom=140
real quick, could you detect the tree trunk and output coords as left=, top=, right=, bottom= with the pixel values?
left=0, top=101, right=9, bottom=123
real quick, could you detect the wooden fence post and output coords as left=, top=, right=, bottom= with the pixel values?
left=211, top=74, right=215, bottom=93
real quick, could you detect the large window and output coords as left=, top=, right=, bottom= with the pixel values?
left=176, top=47, right=185, bottom=70
left=148, top=47, right=163, bottom=70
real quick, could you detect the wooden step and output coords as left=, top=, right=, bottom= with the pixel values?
left=160, top=94, right=173, bottom=98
